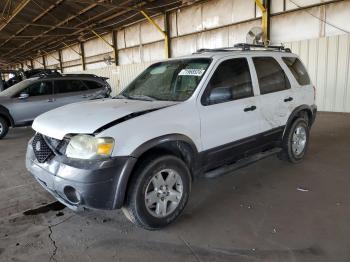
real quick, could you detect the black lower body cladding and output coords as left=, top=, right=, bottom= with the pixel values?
left=26, top=137, right=137, bottom=210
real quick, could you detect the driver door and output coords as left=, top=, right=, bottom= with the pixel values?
left=197, top=57, right=265, bottom=171
left=10, top=80, right=54, bottom=125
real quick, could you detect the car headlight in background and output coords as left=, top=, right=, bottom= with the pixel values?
left=65, top=135, right=114, bottom=159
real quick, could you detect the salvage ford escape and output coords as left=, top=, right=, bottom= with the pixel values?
left=26, top=44, right=317, bottom=230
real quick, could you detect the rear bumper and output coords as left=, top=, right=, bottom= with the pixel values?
left=26, top=138, right=137, bottom=210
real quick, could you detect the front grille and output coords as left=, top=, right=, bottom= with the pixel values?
left=32, top=134, right=54, bottom=163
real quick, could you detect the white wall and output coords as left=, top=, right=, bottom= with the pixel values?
left=285, top=34, right=350, bottom=113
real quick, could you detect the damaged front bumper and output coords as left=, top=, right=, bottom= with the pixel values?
left=26, top=137, right=136, bottom=211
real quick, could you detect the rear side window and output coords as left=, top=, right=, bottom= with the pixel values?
left=54, top=80, right=87, bottom=94
left=202, top=58, right=253, bottom=105
left=282, top=57, right=310, bottom=85
left=253, top=57, right=290, bottom=95
left=83, top=80, right=103, bottom=90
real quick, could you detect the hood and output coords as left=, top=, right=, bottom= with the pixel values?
left=32, top=98, right=177, bottom=140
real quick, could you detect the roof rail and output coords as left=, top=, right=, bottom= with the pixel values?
left=194, top=47, right=239, bottom=54
left=40, top=73, right=99, bottom=79
left=194, top=43, right=291, bottom=54
left=38, top=73, right=109, bottom=81
left=60, top=73, right=100, bottom=78
left=234, top=43, right=291, bottom=52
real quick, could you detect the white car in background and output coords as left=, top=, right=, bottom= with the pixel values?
left=26, top=44, right=317, bottom=230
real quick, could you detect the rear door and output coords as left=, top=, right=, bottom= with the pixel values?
left=53, top=79, right=89, bottom=108
left=198, top=57, right=266, bottom=170
left=10, top=80, right=54, bottom=125
left=252, top=56, right=295, bottom=131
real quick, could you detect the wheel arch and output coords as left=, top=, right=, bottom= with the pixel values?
left=283, top=105, right=314, bottom=138
left=114, top=134, right=200, bottom=209
left=0, top=105, right=14, bottom=127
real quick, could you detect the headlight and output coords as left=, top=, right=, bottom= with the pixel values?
left=65, top=135, right=114, bottom=160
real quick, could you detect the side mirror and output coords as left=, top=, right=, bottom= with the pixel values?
left=208, top=86, right=232, bottom=105
left=19, top=93, right=29, bottom=99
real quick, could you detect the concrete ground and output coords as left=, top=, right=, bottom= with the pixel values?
left=0, top=112, right=350, bottom=262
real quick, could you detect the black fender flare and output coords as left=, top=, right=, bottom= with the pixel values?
left=131, top=133, right=199, bottom=158
left=283, top=104, right=316, bottom=138
left=113, top=134, right=199, bottom=209
left=0, top=105, right=14, bottom=127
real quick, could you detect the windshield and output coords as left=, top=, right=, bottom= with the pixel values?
left=0, top=78, right=36, bottom=97
left=119, top=58, right=211, bottom=101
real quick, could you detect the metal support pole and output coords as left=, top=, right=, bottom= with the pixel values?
left=164, top=12, right=171, bottom=58
left=80, top=42, right=86, bottom=71
left=255, top=0, right=269, bottom=45
left=264, top=0, right=271, bottom=42
left=140, top=10, right=169, bottom=59
left=42, top=56, right=46, bottom=69
left=112, top=30, right=118, bottom=66
left=58, top=49, right=63, bottom=72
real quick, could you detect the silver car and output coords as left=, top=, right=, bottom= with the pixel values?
left=0, top=74, right=111, bottom=139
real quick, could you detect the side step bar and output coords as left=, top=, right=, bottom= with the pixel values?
left=204, top=148, right=282, bottom=179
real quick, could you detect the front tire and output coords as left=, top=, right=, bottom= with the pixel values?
left=122, top=155, right=191, bottom=230
left=0, top=116, right=9, bottom=139
left=278, top=118, right=310, bottom=163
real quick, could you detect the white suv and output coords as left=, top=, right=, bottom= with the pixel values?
left=26, top=44, right=317, bottom=230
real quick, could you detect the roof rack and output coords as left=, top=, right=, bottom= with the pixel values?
left=234, top=43, right=291, bottom=52
left=194, top=43, right=291, bottom=54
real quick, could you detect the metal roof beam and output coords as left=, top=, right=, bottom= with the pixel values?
left=0, top=0, right=31, bottom=32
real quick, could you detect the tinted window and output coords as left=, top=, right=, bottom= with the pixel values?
left=84, top=80, right=103, bottom=90
left=253, top=57, right=291, bottom=95
left=282, top=57, right=310, bottom=85
left=54, top=80, right=87, bottom=94
left=203, top=58, right=253, bottom=105
left=23, top=81, right=53, bottom=96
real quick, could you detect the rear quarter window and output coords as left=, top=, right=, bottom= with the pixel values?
left=282, top=57, right=311, bottom=86
left=83, top=80, right=103, bottom=90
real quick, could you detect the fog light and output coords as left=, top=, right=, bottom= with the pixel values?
left=64, top=186, right=81, bottom=204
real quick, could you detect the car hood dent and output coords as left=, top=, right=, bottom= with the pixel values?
left=32, top=99, right=178, bottom=140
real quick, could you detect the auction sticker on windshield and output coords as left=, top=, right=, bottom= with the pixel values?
left=178, top=69, right=205, bottom=76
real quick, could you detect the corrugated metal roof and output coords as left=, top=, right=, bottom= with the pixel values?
left=0, top=0, right=203, bottom=67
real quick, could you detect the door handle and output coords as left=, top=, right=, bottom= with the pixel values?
left=284, top=97, right=293, bottom=102
left=244, top=105, right=257, bottom=112
left=47, top=98, right=55, bottom=102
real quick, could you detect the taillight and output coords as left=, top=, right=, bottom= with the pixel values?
left=313, top=85, right=316, bottom=101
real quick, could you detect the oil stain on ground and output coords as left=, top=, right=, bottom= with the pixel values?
left=23, top=201, right=66, bottom=216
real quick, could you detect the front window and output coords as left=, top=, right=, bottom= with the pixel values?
left=0, top=79, right=36, bottom=97
left=119, top=58, right=211, bottom=102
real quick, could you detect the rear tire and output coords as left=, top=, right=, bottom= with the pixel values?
left=0, top=116, right=9, bottom=139
left=278, top=118, right=309, bottom=163
left=122, top=154, right=191, bottom=230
